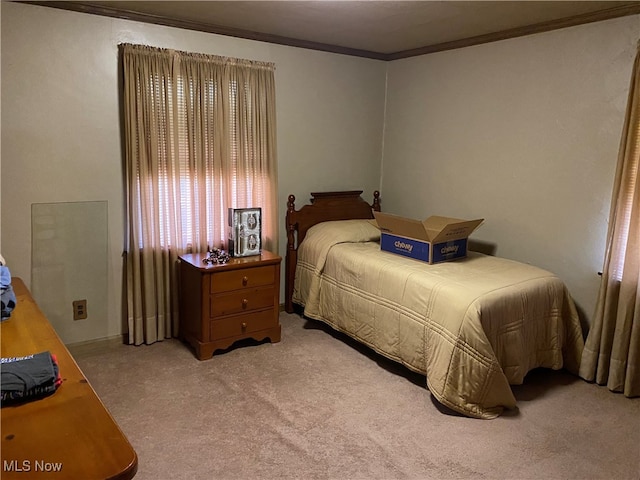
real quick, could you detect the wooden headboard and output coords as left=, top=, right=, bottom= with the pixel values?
left=285, top=190, right=380, bottom=313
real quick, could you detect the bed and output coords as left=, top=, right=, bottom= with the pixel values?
left=285, top=190, right=585, bottom=419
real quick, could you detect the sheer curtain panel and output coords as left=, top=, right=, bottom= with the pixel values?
left=579, top=43, right=640, bottom=397
left=122, top=44, right=277, bottom=345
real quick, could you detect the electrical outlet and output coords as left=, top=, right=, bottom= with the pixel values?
left=72, top=300, right=87, bottom=320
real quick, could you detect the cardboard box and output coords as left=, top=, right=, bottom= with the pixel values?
left=373, top=212, right=483, bottom=264
left=228, top=208, right=262, bottom=257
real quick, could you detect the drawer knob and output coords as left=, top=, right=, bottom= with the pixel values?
left=241, top=322, right=247, bottom=330
left=242, top=298, right=248, bottom=308
left=242, top=276, right=249, bottom=286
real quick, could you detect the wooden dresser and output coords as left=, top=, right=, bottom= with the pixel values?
left=1, top=278, right=137, bottom=480
left=178, top=250, right=282, bottom=360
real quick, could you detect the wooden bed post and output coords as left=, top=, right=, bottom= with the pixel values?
left=285, top=194, right=297, bottom=313
left=284, top=190, right=380, bottom=314
left=372, top=190, right=381, bottom=212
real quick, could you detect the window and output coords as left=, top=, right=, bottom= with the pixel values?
left=122, top=43, right=277, bottom=344
left=610, top=147, right=638, bottom=281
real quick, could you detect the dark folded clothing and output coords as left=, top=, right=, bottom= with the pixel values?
left=1, top=283, right=17, bottom=321
left=1, top=351, right=61, bottom=405
left=1, top=265, right=16, bottom=321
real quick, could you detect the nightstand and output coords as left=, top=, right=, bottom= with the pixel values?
left=178, top=250, right=282, bottom=360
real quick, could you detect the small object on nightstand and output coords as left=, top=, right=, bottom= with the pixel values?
left=228, top=207, right=262, bottom=257
left=178, top=250, right=282, bottom=360
left=203, top=247, right=230, bottom=265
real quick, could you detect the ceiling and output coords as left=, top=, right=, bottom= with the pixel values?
left=30, top=1, right=640, bottom=59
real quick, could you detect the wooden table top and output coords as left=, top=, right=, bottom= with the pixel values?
left=1, top=278, right=137, bottom=479
left=179, top=249, right=281, bottom=271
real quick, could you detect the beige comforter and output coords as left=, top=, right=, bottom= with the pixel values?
left=293, top=220, right=584, bottom=419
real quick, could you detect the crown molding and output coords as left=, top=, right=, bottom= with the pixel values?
left=21, top=1, right=388, bottom=60
left=387, top=3, right=640, bottom=60
left=20, top=1, right=640, bottom=61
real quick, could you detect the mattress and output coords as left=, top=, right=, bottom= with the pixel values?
left=292, top=219, right=584, bottom=419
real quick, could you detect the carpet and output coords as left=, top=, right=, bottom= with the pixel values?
left=71, top=312, right=640, bottom=480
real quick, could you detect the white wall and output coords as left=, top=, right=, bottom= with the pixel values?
left=3, top=1, right=637, bottom=341
left=1, top=2, right=386, bottom=342
left=382, top=15, right=640, bottom=325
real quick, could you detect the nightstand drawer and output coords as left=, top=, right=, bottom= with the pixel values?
left=210, top=309, right=276, bottom=341
left=210, top=287, right=275, bottom=317
left=210, top=265, right=275, bottom=293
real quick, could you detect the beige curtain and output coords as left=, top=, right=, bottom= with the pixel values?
left=579, top=44, right=640, bottom=397
left=121, top=44, right=278, bottom=345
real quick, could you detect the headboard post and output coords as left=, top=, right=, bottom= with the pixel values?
left=285, top=195, right=297, bottom=313
left=284, top=190, right=381, bottom=314
left=372, top=190, right=381, bottom=212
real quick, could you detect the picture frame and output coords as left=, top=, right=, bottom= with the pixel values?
left=228, top=207, right=262, bottom=257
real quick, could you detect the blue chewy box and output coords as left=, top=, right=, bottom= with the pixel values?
left=374, top=212, right=483, bottom=265
left=431, top=238, right=468, bottom=263
left=380, top=233, right=430, bottom=261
